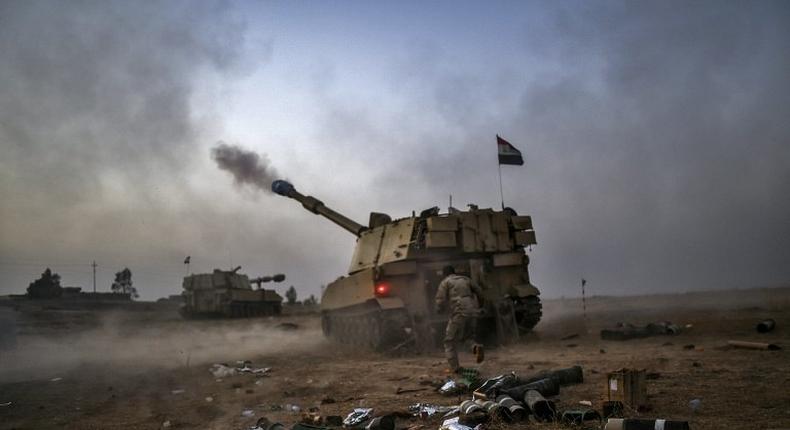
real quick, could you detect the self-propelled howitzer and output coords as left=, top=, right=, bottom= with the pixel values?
left=271, top=179, right=542, bottom=350
left=180, top=267, right=285, bottom=318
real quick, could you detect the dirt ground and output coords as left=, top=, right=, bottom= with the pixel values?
left=1, top=287, right=788, bottom=430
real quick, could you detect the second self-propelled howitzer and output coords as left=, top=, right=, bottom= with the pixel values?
left=272, top=179, right=542, bottom=350
left=181, top=266, right=286, bottom=318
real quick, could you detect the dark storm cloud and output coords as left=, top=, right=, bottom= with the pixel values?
left=0, top=0, right=248, bottom=204
left=317, top=1, right=790, bottom=296
left=508, top=1, right=790, bottom=294
left=0, top=1, right=260, bottom=297
left=211, top=142, right=279, bottom=193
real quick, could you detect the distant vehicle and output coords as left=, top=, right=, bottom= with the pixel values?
left=272, top=179, right=542, bottom=350
left=180, top=267, right=285, bottom=318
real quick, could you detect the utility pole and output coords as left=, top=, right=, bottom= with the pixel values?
left=581, top=278, right=588, bottom=330
left=92, top=260, right=97, bottom=293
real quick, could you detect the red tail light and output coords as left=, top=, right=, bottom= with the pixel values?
left=374, top=283, right=390, bottom=297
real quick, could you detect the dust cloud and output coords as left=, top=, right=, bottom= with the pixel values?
left=211, top=142, right=280, bottom=193
left=0, top=313, right=325, bottom=384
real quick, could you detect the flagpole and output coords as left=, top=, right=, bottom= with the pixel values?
left=581, top=278, right=588, bottom=331
left=497, top=162, right=505, bottom=210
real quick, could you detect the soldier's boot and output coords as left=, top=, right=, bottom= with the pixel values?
left=472, top=344, right=485, bottom=363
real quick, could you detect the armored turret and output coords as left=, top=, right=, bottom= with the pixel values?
left=272, top=179, right=542, bottom=350
left=180, top=267, right=284, bottom=318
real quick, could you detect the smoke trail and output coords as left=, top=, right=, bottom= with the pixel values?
left=211, top=142, right=279, bottom=192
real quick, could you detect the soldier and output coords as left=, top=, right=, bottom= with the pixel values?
left=434, top=265, right=485, bottom=373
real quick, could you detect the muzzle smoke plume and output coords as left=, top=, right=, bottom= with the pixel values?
left=211, top=142, right=279, bottom=192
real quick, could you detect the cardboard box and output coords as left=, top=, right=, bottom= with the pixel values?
left=606, top=368, right=647, bottom=409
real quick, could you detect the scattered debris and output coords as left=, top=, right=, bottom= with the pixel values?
left=682, top=344, right=695, bottom=350
left=565, top=343, right=578, bottom=348
left=496, top=394, right=526, bottom=422
left=459, top=400, right=487, bottom=425
left=474, top=366, right=582, bottom=401
left=561, top=333, right=580, bottom=341
left=473, top=399, right=506, bottom=421
left=439, top=379, right=467, bottom=395
left=757, top=319, right=776, bottom=333
left=408, top=403, right=455, bottom=418
left=439, top=417, right=477, bottom=430
left=645, top=372, right=661, bottom=380
left=276, top=322, right=300, bottom=331
left=205, top=396, right=214, bottom=402
left=502, top=377, right=559, bottom=399
left=601, top=321, right=681, bottom=341
left=242, top=409, right=256, bottom=417
left=523, top=390, right=555, bottom=422
left=321, top=397, right=337, bottom=404
left=692, top=362, right=701, bottom=368
left=171, top=389, right=185, bottom=395
left=0, top=402, right=12, bottom=407
left=50, top=377, right=62, bottom=382
left=607, top=369, right=648, bottom=411
left=343, top=408, right=374, bottom=427
left=727, top=340, right=781, bottom=350
left=162, top=420, right=171, bottom=428
left=561, top=408, right=601, bottom=425
left=599, top=349, right=606, bottom=354
left=579, top=400, right=593, bottom=406
left=474, top=373, right=518, bottom=399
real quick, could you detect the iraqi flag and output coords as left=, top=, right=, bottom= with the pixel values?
left=497, top=135, right=523, bottom=165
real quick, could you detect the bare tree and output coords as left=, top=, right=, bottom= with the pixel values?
left=285, top=285, right=297, bottom=305
left=111, top=267, right=138, bottom=299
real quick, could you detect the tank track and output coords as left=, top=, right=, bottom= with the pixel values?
left=227, top=302, right=282, bottom=318
left=514, top=295, right=542, bottom=334
left=180, top=302, right=281, bottom=319
left=322, top=305, right=411, bottom=350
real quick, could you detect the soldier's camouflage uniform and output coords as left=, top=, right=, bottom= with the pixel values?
left=434, top=273, right=483, bottom=371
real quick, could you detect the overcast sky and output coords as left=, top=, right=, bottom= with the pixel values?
left=1, top=1, right=788, bottom=301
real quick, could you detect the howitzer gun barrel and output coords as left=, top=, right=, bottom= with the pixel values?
left=271, top=180, right=367, bottom=237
